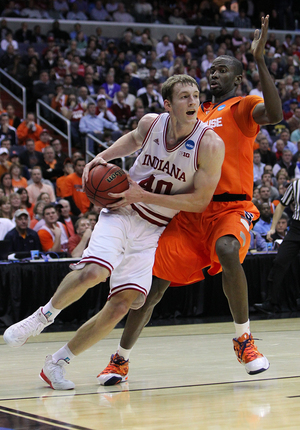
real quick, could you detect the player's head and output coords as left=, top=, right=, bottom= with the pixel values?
left=209, top=55, right=243, bottom=97
left=162, top=75, right=199, bottom=103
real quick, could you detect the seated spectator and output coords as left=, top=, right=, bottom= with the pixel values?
left=0, top=112, right=17, bottom=146
left=51, top=138, right=68, bottom=165
left=109, top=91, right=131, bottom=126
left=90, top=0, right=112, bottom=21
left=113, top=3, right=135, bottom=22
left=9, top=163, right=28, bottom=189
left=1, top=172, right=14, bottom=196
left=39, top=146, right=64, bottom=185
left=249, top=230, right=268, bottom=253
left=32, top=71, right=56, bottom=119
left=0, top=44, right=16, bottom=70
left=258, top=172, right=280, bottom=202
left=29, top=199, right=46, bottom=229
left=77, top=86, right=95, bottom=111
left=0, top=215, right=14, bottom=240
left=68, top=217, right=92, bottom=257
left=291, top=125, right=300, bottom=145
left=0, top=195, right=12, bottom=220
left=26, top=166, right=56, bottom=205
left=287, top=105, right=300, bottom=134
left=258, top=136, right=277, bottom=166
left=62, top=157, right=90, bottom=216
left=0, top=31, right=18, bottom=51
left=273, top=149, right=296, bottom=178
left=253, top=150, right=265, bottom=185
left=133, top=0, right=152, bottom=23
left=19, top=138, right=43, bottom=172
left=79, top=102, right=121, bottom=152
left=60, top=94, right=85, bottom=147
left=139, top=81, right=164, bottom=113
left=16, top=187, right=34, bottom=219
left=101, top=72, right=120, bottom=108
left=16, top=113, right=43, bottom=146
left=85, top=210, right=99, bottom=230
left=271, top=129, right=297, bottom=155
left=56, top=158, right=74, bottom=198
left=9, top=192, right=21, bottom=219
left=168, top=7, right=187, bottom=25
left=66, top=2, right=88, bottom=20
left=4, top=209, right=41, bottom=253
left=34, top=129, right=52, bottom=153
left=37, top=204, right=69, bottom=253
left=253, top=202, right=273, bottom=238
left=271, top=212, right=289, bottom=244
left=56, top=198, right=77, bottom=237
left=0, top=148, right=12, bottom=178
left=6, top=103, right=21, bottom=129
left=156, top=35, right=175, bottom=59
left=173, top=32, right=192, bottom=57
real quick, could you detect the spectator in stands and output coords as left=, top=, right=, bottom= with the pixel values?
left=77, top=86, right=95, bottom=110
left=56, top=198, right=77, bottom=237
left=101, top=72, right=120, bottom=107
left=17, top=113, right=43, bottom=146
left=0, top=44, right=16, bottom=70
left=253, top=202, right=273, bottom=238
left=85, top=210, right=99, bottom=230
left=233, top=9, right=251, bottom=28
left=96, top=95, right=117, bottom=122
left=34, top=129, right=51, bottom=153
left=113, top=3, right=135, bottom=23
left=79, top=102, right=121, bottom=152
left=257, top=136, right=277, bottom=166
left=90, top=0, right=112, bottom=21
left=68, top=217, right=92, bottom=258
left=56, top=158, right=74, bottom=198
left=0, top=113, right=17, bottom=146
left=63, top=157, right=90, bottom=216
left=273, top=148, right=296, bottom=178
left=39, top=146, right=64, bottom=186
left=0, top=31, right=18, bottom=51
left=190, top=26, right=208, bottom=56
left=9, top=192, right=21, bottom=218
left=291, top=124, right=300, bottom=145
left=0, top=148, right=12, bottom=178
left=109, top=91, right=131, bottom=126
left=66, top=2, right=88, bottom=20
left=29, top=199, right=45, bottom=229
left=69, top=62, right=85, bottom=88
left=253, top=150, right=265, bottom=185
left=37, top=203, right=69, bottom=253
left=26, top=166, right=56, bottom=204
left=51, top=138, right=68, bottom=165
left=168, top=7, right=187, bottom=25
left=249, top=230, right=268, bottom=252
left=271, top=212, right=289, bottom=243
left=0, top=196, right=12, bottom=220
left=6, top=103, right=21, bottom=129
left=139, top=81, right=164, bottom=113
left=156, top=35, right=175, bottom=59
left=16, top=187, right=34, bottom=219
left=4, top=208, right=41, bottom=253
left=19, top=138, right=43, bottom=172
left=9, top=163, right=28, bottom=189
left=0, top=215, right=14, bottom=240
left=272, top=129, right=297, bottom=155
left=292, top=141, right=300, bottom=162
left=32, top=71, right=56, bottom=119
left=259, top=172, right=280, bottom=202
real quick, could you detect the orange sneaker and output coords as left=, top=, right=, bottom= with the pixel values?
left=233, top=333, right=270, bottom=375
left=97, top=353, right=129, bottom=386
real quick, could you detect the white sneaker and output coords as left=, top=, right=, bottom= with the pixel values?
left=40, top=355, right=75, bottom=390
left=3, top=307, right=54, bottom=348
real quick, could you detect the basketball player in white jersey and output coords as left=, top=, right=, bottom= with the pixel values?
left=3, top=75, right=224, bottom=390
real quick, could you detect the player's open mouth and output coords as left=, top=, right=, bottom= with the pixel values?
left=186, top=110, right=196, bottom=115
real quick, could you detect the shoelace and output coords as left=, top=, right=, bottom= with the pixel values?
left=237, top=337, right=261, bottom=361
left=48, top=361, right=66, bottom=383
left=101, top=355, right=128, bottom=375
left=13, top=314, right=45, bottom=337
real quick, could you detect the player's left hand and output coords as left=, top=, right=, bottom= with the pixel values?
left=106, top=175, right=145, bottom=209
left=251, top=15, right=269, bottom=60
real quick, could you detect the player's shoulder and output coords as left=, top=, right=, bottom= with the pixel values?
left=138, top=113, right=160, bottom=129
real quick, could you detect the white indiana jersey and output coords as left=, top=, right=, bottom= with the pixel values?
left=129, top=112, right=210, bottom=226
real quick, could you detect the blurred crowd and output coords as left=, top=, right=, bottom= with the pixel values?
left=0, top=2, right=299, bottom=257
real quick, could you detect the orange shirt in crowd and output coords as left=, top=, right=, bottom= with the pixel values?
left=64, top=172, right=90, bottom=214
left=16, top=122, right=43, bottom=145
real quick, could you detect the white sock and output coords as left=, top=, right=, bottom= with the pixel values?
left=234, top=320, right=250, bottom=339
left=42, top=299, right=61, bottom=321
left=52, top=344, right=75, bottom=364
left=117, top=344, right=132, bottom=361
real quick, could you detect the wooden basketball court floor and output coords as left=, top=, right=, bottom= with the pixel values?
left=1, top=318, right=300, bottom=430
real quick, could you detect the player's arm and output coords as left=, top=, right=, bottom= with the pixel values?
left=109, top=129, right=225, bottom=213
left=82, top=114, right=157, bottom=187
left=251, top=15, right=283, bottom=126
left=266, top=202, right=285, bottom=241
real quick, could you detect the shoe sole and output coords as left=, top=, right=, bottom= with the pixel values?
left=97, top=375, right=128, bottom=386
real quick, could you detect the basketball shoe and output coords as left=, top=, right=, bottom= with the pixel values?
left=3, top=307, right=54, bottom=347
left=40, top=355, right=75, bottom=390
left=97, top=353, right=129, bottom=386
left=233, top=333, right=270, bottom=375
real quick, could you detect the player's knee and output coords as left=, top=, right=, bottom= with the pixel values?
left=78, top=263, right=108, bottom=286
left=147, top=277, right=170, bottom=307
left=109, top=295, right=133, bottom=320
left=215, top=236, right=240, bottom=264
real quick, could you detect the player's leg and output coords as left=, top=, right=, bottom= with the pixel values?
left=215, top=234, right=269, bottom=375
left=97, top=276, right=170, bottom=386
left=3, top=264, right=109, bottom=348
left=40, top=289, right=141, bottom=390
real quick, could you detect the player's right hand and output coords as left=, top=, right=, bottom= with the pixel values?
left=82, top=156, right=107, bottom=189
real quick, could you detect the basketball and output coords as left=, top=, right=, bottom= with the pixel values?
left=85, top=163, right=129, bottom=207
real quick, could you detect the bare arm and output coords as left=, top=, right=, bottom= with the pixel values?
left=108, top=129, right=225, bottom=213
left=71, top=229, right=92, bottom=258
left=266, top=202, right=285, bottom=241
left=251, top=15, right=283, bottom=126
left=48, top=225, right=62, bottom=252
left=82, top=114, right=157, bottom=187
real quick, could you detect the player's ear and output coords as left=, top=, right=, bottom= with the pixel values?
left=234, top=74, right=242, bottom=86
left=164, top=99, right=171, bottom=111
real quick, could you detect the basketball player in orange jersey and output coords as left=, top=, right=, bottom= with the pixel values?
left=97, top=15, right=283, bottom=386
left=3, top=75, right=224, bottom=390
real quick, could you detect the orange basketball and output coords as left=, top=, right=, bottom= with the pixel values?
left=85, top=163, right=129, bottom=208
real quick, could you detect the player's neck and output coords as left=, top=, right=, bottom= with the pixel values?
left=167, top=120, right=196, bottom=147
